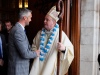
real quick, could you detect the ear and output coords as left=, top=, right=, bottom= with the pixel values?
left=23, top=16, right=27, bottom=20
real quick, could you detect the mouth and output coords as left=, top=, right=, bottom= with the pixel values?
left=44, top=24, right=47, bottom=26
left=44, top=23, right=46, bottom=25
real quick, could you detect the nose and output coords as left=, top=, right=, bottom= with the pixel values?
left=44, top=19, right=46, bottom=23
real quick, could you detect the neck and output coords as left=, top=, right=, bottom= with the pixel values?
left=18, top=20, right=25, bottom=27
left=45, top=29, right=50, bottom=31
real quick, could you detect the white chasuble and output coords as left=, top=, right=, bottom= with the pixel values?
left=29, top=29, right=74, bottom=75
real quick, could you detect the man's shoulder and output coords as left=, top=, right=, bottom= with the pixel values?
left=36, top=30, right=42, bottom=35
left=10, top=24, right=22, bottom=35
left=12, top=23, right=21, bottom=30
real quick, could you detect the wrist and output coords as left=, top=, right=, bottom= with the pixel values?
left=61, top=47, right=66, bottom=53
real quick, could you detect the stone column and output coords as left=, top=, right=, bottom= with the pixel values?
left=93, top=0, right=100, bottom=75
left=80, top=0, right=100, bottom=75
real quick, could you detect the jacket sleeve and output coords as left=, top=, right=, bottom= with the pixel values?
left=13, top=29, right=37, bottom=59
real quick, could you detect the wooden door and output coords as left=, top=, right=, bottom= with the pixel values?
left=68, top=0, right=80, bottom=75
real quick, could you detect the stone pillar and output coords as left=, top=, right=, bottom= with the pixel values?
left=93, top=0, right=100, bottom=75
left=80, top=0, right=100, bottom=75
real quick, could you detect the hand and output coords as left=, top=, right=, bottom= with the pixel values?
left=57, top=42, right=65, bottom=51
left=0, top=59, right=4, bottom=66
left=35, top=50, right=40, bottom=57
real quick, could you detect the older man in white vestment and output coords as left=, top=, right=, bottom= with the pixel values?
left=29, top=6, right=74, bottom=75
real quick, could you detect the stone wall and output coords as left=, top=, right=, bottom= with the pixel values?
left=80, top=0, right=100, bottom=75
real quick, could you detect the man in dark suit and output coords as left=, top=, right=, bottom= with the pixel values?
left=0, top=21, right=8, bottom=75
left=3, top=20, right=13, bottom=44
left=8, top=8, right=40, bottom=75
left=0, top=33, right=7, bottom=75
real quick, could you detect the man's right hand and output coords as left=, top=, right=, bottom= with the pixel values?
left=0, top=59, right=4, bottom=66
left=35, top=50, right=40, bottom=57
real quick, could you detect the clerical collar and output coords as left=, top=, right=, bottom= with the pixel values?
left=44, top=29, right=52, bottom=34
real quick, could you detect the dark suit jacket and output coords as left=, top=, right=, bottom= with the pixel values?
left=8, top=22, right=37, bottom=75
left=0, top=33, right=8, bottom=75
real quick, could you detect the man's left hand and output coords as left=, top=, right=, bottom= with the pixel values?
left=57, top=42, right=65, bottom=51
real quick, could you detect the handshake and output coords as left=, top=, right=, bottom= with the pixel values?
left=35, top=49, right=40, bottom=57
left=34, top=42, right=66, bottom=57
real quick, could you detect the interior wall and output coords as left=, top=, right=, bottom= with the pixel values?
left=80, top=0, right=100, bottom=75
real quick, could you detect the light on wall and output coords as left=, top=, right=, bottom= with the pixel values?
left=19, top=0, right=22, bottom=8
left=19, top=0, right=28, bottom=8
left=24, top=0, right=28, bottom=8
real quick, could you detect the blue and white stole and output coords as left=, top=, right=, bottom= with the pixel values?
left=39, top=23, right=59, bottom=61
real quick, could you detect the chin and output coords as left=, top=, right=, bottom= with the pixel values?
left=26, top=24, right=29, bottom=26
left=46, top=28, right=51, bottom=31
left=44, top=26, right=51, bottom=30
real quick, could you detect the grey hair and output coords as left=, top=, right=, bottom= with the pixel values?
left=19, top=8, right=32, bottom=19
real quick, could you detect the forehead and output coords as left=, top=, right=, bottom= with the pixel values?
left=27, top=12, right=32, bottom=17
left=6, top=23, right=11, bottom=26
left=5, top=22, right=11, bottom=24
left=45, top=15, right=52, bottom=20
